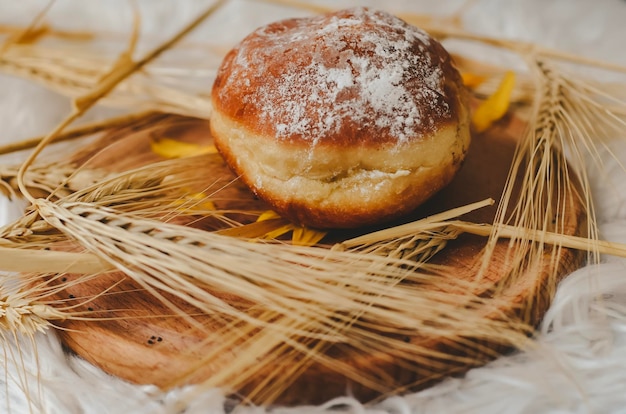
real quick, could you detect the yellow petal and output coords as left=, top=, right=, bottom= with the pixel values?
left=263, top=224, right=296, bottom=240
left=172, top=192, right=216, bottom=212
left=184, top=192, right=216, bottom=209
left=256, top=210, right=294, bottom=239
left=461, top=72, right=487, bottom=89
left=200, top=200, right=216, bottom=210
left=185, top=192, right=208, bottom=201
left=216, top=219, right=290, bottom=239
left=292, top=226, right=327, bottom=246
left=254, top=210, right=326, bottom=245
left=256, top=210, right=282, bottom=222
left=151, top=138, right=217, bottom=159
left=472, top=71, right=516, bottom=133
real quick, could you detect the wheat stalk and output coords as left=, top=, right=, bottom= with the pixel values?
left=335, top=199, right=494, bottom=261
left=19, top=197, right=533, bottom=402
left=8, top=0, right=227, bottom=210
left=0, top=43, right=214, bottom=118
left=24, top=195, right=526, bottom=331
left=0, top=110, right=165, bottom=156
left=1, top=0, right=626, bottom=407
left=489, top=55, right=626, bottom=263
left=0, top=162, right=109, bottom=200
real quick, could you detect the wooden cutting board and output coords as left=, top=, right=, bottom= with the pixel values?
left=39, top=113, right=585, bottom=405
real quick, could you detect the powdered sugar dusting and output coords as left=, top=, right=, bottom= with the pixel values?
left=216, top=7, right=453, bottom=145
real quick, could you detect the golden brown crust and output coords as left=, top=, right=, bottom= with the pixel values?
left=210, top=7, right=471, bottom=229
left=211, top=7, right=464, bottom=147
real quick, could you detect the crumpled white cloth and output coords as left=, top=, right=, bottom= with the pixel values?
left=1, top=0, right=626, bottom=413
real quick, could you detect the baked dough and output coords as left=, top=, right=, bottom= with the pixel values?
left=210, top=7, right=470, bottom=229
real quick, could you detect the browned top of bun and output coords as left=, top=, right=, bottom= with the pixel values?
left=211, top=7, right=464, bottom=148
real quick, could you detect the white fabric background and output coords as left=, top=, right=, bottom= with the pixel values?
left=1, top=1, right=626, bottom=413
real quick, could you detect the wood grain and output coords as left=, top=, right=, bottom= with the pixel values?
left=38, top=114, right=586, bottom=405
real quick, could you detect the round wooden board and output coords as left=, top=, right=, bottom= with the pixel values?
left=41, top=114, right=585, bottom=406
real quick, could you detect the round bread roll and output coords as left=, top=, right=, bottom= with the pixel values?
left=210, top=7, right=470, bottom=229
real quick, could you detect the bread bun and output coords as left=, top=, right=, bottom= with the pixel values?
left=210, top=7, right=470, bottom=229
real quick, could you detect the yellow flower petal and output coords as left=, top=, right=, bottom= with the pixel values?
left=461, top=72, right=487, bottom=89
left=172, top=192, right=216, bottom=212
left=263, top=224, right=296, bottom=240
left=256, top=210, right=295, bottom=239
left=151, top=138, right=217, bottom=159
left=292, top=226, right=327, bottom=246
left=216, top=219, right=289, bottom=239
left=472, top=70, right=516, bottom=133
left=185, top=192, right=206, bottom=200
left=255, top=210, right=326, bottom=245
left=256, top=210, right=282, bottom=222
left=185, top=192, right=216, bottom=209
